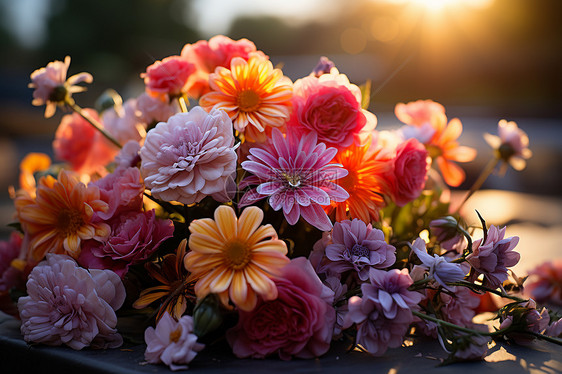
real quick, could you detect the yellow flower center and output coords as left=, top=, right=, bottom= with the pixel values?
left=223, top=240, right=252, bottom=270
left=169, top=326, right=182, bottom=343
left=426, top=144, right=443, bottom=159
left=237, top=89, right=261, bottom=112
left=282, top=172, right=301, bottom=188
left=56, top=209, right=84, bottom=235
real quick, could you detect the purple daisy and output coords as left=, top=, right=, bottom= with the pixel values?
left=239, top=128, right=349, bottom=231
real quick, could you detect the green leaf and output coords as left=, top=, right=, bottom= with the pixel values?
left=359, top=80, right=372, bottom=110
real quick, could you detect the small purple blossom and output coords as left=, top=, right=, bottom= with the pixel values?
left=367, top=268, right=423, bottom=319
left=411, top=238, right=465, bottom=290
left=311, top=56, right=336, bottom=77
left=323, top=219, right=396, bottom=281
left=466, top=225, right=520, bottom=288
left=499, top=299, right=550, bottom=345
left=546, top=318, right=562, bottom=338
left=144, top=312, right=204, bottom=371
left=240, top=128, right=349, bottom=231
left=18, top=254, right=125, bottom=350
left=429, top=216, right=466, bottom=253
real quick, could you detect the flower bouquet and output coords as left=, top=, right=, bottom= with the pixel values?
left=1, top=35, right=561, bottom=371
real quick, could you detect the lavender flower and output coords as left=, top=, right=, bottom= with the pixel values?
left=411, top=238, right=466, bottom=290
left=311, top=56, right=336, bottom=77
left=546, top=318, right=562, bottom=338
left=140, top=107, right=237, bottom=204
left=324, top=276, right=348, bottom=338
left=367, top=268, right=423, bottom=319
left=323, top=219, right=396, bottom=281
left=18, top=254, right=125, bottom=350
left=466, top=225, right=520, bottom=288
left=499, top=299, right=550, bottom=345
left=239, top=128, right=349, bottom=231
left=144, top=312, right=204, bottom=371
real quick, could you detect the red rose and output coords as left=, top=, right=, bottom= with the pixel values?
left=226, top=258, right=335, bottom=360
left=390, top=138, right=430, bottom=206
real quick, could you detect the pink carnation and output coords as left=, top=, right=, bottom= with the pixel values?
left=181, top=35, right=265, bottom=98
left=227, top=257, right=335, bottom=360
left=91, top=166, right=144, bottom=221
left=140, top=107, right=238, bottom=204
left=78, top=210, right=174, bottom=277
left=525, top=259, right=562, bottom=306
left=287, top=70, right=376, bottom=149
left=387, top=138, right=430, bottom=206
left=467, top=225, right=520, bottom=288
left=141, top=56, right=195, bottom=101
left=18, top=254, right=125, bottom=350
left=53, top=109, right=118, bottom=175
left=395, top=99, right=446, bottom=127
left=144, top=312, right=204, bottom=371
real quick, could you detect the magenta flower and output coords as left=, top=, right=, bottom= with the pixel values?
left=78, top=210, right=174, bottom=277
left=29, top=56, right=93, bottom=118
left=144, top=312, right=204, bottom=371
left=411, top=238, right=465, bottom=290
left=239, top=129, right=349, bottom=231
left=140, top=107, right=238, bottom=204
left=18, top=254, right=125, bottom=350
left=226, top=258, right=335, bottom=360
left=466, top=225, right=520, bottom=288
left=323, top=219, right=396, bottom=281
left=92, top=166, right=144, bottom=221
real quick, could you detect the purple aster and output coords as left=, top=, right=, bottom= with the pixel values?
left=239, top=128, right=349, bottom=231
left=411, top=238, right=466, bottom=290
left=466, top=225, right=520, bottom=288
left=323, top=219, right=396, bottom=280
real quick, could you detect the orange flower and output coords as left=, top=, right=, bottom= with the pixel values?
left=427, top=117, right=477, bottom=187
left=199, top=53, right=292, bottom=142
left=133, top=239, right=196, bottom=321
left=16, top=170, right=110, bottom=261
left=184, top=205, right=289, bottom=311
left=325, top=139, right=392, bottom=223
left=19, top=153, right=51, bottom=195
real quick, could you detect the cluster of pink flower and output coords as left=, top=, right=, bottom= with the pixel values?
left=0, top=35, right=559, bottom=371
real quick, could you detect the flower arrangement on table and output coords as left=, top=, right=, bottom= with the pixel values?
left=1, top=35, right=561, bottom=370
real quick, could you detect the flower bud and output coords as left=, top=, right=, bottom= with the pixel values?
left=95, top=89, right=123, bottom=114
left=192, top=294, right=223, bottom=338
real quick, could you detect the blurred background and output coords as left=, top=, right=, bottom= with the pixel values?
left=0, top=0, right=561, bottom=245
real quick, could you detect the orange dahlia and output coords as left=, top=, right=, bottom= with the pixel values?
left=325, top=138, right=392, bottom=223
left=427, top=117, right=477, bottom=187
left=199, top=53, right=292, bottom=142
left=16, top=170, right=110, bottom=261
left=184, top=205, right=289, bottom=311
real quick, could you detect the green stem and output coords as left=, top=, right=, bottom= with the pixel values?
left=67, top=100, right=122, bottom=149
left=455, top=157, right=499, bottom=214
left=408, top=277, right=433, bottom=291
left=528, top=332, right=562, bottom=346
left=448, top=281, right=526, bottom=302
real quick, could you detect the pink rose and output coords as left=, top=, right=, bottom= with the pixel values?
left=91, top=166, right=144, bottom=221
left=181, top=35, right=265, bottom=98
left=141, top=56, right=195, bottom=100
left=53, top=110, right=118, bottom=176
left=288, top=72, right=376, bottom=149
left=388, top=138, right=429, bottom=206
left=78, top=210, right=174, bottom=277
left=227, top=257, right=335, bottom=360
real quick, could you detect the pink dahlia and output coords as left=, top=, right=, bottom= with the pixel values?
left=29, top=56, right=93, bottom=118
left=181, top=35, right=265, bottom=98
left=78, top=210, right=174, bottom=277
left=91, top=166, right=144, bottom=221
left=525, top=259, right=562, bottom=306
left=18, top=254, right=125, bottom=350
left=226, top=258, right=335, bottom=360
left=144, top=311, right=204, bottom=371
left=466, top=225, right=520, bottom=288
left=140, top=107, right=238, bottom=204
left=322, top=219, right=396, bottom=281
left=287, top=69, right=376, bottom=150
left=239, top=129, right=349, bottom=231
left=141, top=55, right=195, bottom=101
left=53, top=109, right=118, bottom=176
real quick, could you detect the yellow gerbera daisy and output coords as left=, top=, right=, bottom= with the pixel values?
left=16, top=169, right=110, bottom=261
left=199, top=53, right=292, bottom=142
left=184, top=205, right=289, bottom=311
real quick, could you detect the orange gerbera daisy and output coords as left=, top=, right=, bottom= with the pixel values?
left=325, top=139, right=392, bottom=223
left=184, top=205, right=289, bottom=311
left=16, top=169, right=110, bottom=261
left=199, top=53, right=292, bottom=142
left=426, top=117, right=477, bottom=187
left=133, top=239, right=196, bottom=321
